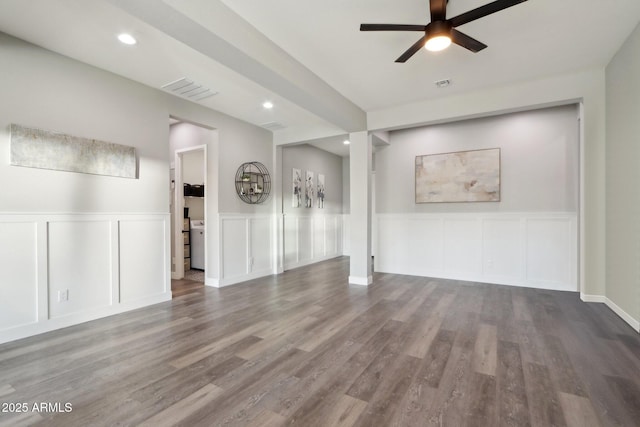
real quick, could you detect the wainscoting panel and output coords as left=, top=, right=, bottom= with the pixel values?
left=298, top=217, right=313, bottom=263
left=284, top=216, right=298, bottom=266
left=482, top=218, right=523, bottom=281
left=250, top=217, right=272, bottom=273
left=216, top=214, right=274, bottom=287
left=443, top=218, right=482, bottom=276
left=376, top=213, right=577, bottom=291
left=119, top=219, right=167, bottom=303
left=221, top=217, right=248, bottom=280
left=526, top=218, right=575, bottom=290
left=284, top=214, right=344, bottom=270
left=325, top=216, right=339, bottom=257
left=0, top=213, right=171, bottom=345
left=0, top=221, right=38, bottom=330
left=48, top=220, right=113, bottom=319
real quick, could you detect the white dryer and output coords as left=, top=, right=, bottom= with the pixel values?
left=190, top=220, right=205, bottom=270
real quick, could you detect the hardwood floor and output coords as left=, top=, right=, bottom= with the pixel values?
left=171, top=277, right=204, bottom=298
left=1, top=257, right=639, bottom=426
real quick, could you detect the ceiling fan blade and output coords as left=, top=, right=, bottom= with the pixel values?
left=450, top=29, right=487, bottom=52
left=395, top=35, right=428, bottom=63
left=430, top=0, right=447, bottom=21
left=360, top=24, right=426, bottom=31
left=449, top=0, right=527, bottom=28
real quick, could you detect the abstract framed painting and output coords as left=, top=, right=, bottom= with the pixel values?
left=415, top=148, right=500, bottom=203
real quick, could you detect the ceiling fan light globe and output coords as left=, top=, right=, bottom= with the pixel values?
left=425, top=35, right=451, bottom=52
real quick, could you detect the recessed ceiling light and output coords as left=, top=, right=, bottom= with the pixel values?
left=343, top=140, right=350, bottom=145
left=263, top=101, right=274, bottom=109
left=117, top=33, right=137, bottom=45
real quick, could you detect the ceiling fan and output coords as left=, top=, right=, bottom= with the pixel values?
left=360, top=0, right=528, bottom=63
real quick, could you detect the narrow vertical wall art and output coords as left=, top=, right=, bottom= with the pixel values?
left=317, top=174, right=325, bottom=208
left=305, top=170, right=314, bottom=208
left=292, top=168, right=302, bottom=207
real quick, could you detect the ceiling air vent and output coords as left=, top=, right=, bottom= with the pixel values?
left=161, top=78, right=218, bottom=101
left=260, top=121, right=286, bottom=131
left=434, top=78, right=451, bottom=88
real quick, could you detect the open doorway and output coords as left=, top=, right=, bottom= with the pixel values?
left=169, top=118, right=212, bottom=297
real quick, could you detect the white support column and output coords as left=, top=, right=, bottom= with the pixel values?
left=349, top=131, right=373, bottom=285
left=273, top=145, right=284, bottom=274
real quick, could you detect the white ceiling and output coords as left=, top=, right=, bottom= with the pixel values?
left=1, top=0, right=639, bottom=157
left=221, top=0, right=640, bottom=111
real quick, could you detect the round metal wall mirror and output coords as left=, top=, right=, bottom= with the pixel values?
left=235, top=162, right=271, bottom=204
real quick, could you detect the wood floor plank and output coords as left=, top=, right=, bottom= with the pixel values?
left=404, top=313, right=443, bottom=359
left=0, top=257, right=639, bottom=426
left=391, top=282, right=436, bottom=322
left=296, top=308, right=363, bottom=352
left=282, top=323, right=401, bottom=424
left=324, top=394, right=368, bottom=427
left=346, top=345, right=399, bottom=402
left=524, top=362, right=567, bottom=427
left=558, top=392, right=601, bottom=427
left=472, top=323, right=498, bottom=376
left=237, top=316, right=319, bottom=361
left=464, top=372, right=497, bottom=427
left=169, top=320, right=271, bottom=369
left=138, top=383, right=224, bottom=427
left=352, top=354, right=422, bottom=427
left=0, top=384, right=14, bottom=397
left=541, top=333, right=588, bottom=397
left=512, top=293, right=534, bottom=323
left=245, top=409, right=286, bottom=427
left=603, top=375, right=640, bottom=421
left=497, top=340, right=531, bottom=426
left=416, top=328, right=456, bottom=388
left=0, top=412, right=44, bottom=427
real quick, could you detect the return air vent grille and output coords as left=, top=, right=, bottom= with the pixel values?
left=260, top=121, right=286, bottom=131
left=161, top=78, right=218, bottom=101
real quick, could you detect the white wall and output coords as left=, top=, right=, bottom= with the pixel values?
left=377, top=105, right=579, bottom=213
left=368, top=67, right=606, bottom=298
left=342, top=156, right=350, bottom=214
left=605, top=22, right=640, bottom=331
left=0, top=32, right=274, bottom=343
left=374, top=105, right=579, bottom=291
left=281, top=144, right=344, bottom=269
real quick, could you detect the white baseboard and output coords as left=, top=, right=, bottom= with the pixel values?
left=284, top=254, right=342, bottom=271
left=208, top=269, right=274, bottom=288
left=605, top=297, right=640, bottom=332
left=0, top=292, right=172, bottom=345
left=349, top=275, right=373, bottom=286
left=580, top=293, right=639, bottom=333
left=580, top=293, right=606, bottom=303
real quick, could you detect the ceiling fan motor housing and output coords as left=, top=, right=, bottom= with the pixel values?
left=426, top=20, right=452, bottom=38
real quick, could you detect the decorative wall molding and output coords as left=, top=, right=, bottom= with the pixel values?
left=342, top=214, right=350, bottom=256
left=283, top=214, right=343, bottom=270
left=212, top=213, right=274, bottom=288
left=375, top=212, right=578, bottom=292
left=0, top=212, right=170, bottom=344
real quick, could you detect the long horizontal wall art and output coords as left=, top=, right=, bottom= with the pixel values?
left=10, top=124, right=137, bottom=178
left=415, top=148, right=500, bottom=203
